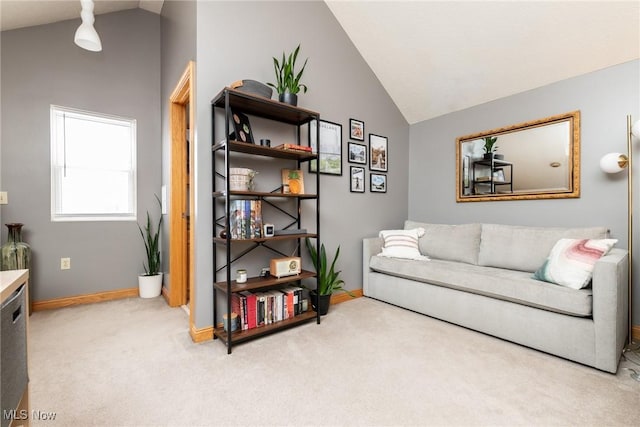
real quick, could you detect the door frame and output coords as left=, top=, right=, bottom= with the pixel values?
left=168, top=61, right=195, bottom=331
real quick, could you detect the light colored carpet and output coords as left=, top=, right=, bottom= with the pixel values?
left=28, top=296, right=640, bottom=426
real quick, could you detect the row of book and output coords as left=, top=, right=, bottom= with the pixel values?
left=229, top=200, right=263, bottom=239
left=273, top=143, right=313, bottom=153
left=230, top=286, right=305, bottom=331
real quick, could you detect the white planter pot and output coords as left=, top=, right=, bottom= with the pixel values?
left=138, top=273, right=162, bottom=298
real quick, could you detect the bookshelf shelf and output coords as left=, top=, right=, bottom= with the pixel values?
left=212, top=87, right=321, bottom=354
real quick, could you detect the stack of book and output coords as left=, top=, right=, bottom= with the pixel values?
left=230, top=286, right=304, bottom=331
left=229, top=200, right=263, bottom=239
left=273, top=143, right=313, bottom=153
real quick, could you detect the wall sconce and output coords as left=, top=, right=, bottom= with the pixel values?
left=600, top=115, right=640, bottom=349
left=74, top=0, right=102, bottom=52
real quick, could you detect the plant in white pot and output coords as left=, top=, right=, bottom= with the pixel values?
left=138, top=196, right=163, bottom=298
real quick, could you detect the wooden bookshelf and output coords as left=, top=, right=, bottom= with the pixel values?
left=213, top=310, right=316, bottom=344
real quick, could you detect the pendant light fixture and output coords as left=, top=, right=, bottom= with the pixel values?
left=74, top=0, right=102, bottom=52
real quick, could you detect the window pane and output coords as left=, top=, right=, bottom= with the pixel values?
left=51, top=106, right=136, bottom=221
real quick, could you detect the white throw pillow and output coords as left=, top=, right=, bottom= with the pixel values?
left=532, top=238, right=617, bottom=289
left=378, top=228, right=429, bottom=260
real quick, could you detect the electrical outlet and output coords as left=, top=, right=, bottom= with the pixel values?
left=60, top=257, right=71, bottom=270
left=0, top=192, right=7, bottom=205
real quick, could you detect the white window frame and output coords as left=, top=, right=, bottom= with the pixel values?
left=50, top=105, right=137, bottom=222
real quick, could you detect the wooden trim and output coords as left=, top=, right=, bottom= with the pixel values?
left=190, top=324, right=214, bottom=343
left=331, top=289, right=363, bottom=304
left=633, top=325, right=640, bottom=342
left=32, top=288, right=138, bottom=312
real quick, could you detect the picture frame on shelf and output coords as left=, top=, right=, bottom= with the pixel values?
left=230, top=110, right=254, bottom=144
left=370, top=173, right=387, bottom=193
left=348, top=142, right=367, bottom=164
left=493, top=168, right=505, bottom=183
left=350, top=118, right=365, bottom=141
left=369, top=134, right=388, bottom=172
left=350, top=166, right=365, bottom=193
left=309, top=119, right=342, bottom=175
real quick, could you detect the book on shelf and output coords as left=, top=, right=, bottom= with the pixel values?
left=229, top=200, right=263, bottom=239
left=224, top=287, right=306, bottom=332
left=281, top=169, right=305, bottom=194
left=273, top=143, right=312, bottom=153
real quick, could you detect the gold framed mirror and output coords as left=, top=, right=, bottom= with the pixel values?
left=456, top=111, right=580, bottom=202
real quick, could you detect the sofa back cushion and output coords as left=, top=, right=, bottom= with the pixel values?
left=404, top=220, right=482, bottom=265
left=478, top=224, right=609, bottom=273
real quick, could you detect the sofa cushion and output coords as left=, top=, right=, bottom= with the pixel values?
left=533, top=238, right=618, bottom=289
left=378, top=228, right=429, bottom=260
left=369, top=256, right=593, bottom=317
left=478, top=224, right=609, bottom=273
left=404, top=220, right=481, bottom=265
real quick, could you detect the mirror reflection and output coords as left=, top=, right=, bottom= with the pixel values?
left=456, top=111, right=580, bottom=202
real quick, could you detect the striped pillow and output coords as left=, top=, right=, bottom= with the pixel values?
left=533, top=238, right=617, bottom=289
left=378, top=228, right=429, bottom=260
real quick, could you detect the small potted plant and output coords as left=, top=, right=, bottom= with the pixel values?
left=482, top=136, right=503, bottom=159
left=267, top=44, right=308, bottom=106
left=305, top=238, right=354, bottom=315
left=138, top=196, right=163, bottom=298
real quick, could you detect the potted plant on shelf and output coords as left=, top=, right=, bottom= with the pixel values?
left=267, top=44, right=308, bottom=106
left=482, top=136, right=503, bottom=160
left=305, top=238, right=354, bottom=315
left=138, top=196, right=163, bottom=298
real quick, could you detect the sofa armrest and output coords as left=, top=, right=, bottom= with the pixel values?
left=591, top=247, right=629, bottom=372
left=362, top=237, right=383, bottom=296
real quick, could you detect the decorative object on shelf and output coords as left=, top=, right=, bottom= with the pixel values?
left=369, top=134, right=388, bottom=172
left=348, top=142, right=367, bottom=164
left=230, top=110, right=254, bottom=143
left=137, top=196, right=163, bottom=298
left=309, top=119, right=342, bottom=175
left=350, top=166, right=365, bottom=193
left=273, top=143, right=312, bottom=153
left=350, top=118, right=365, bottom=141
left=281, top=168, right=304, bottom=194
left=1, top=223, right=32, bottom=313
left=492, top=168, right=506, bottom=183
left=260, top=139, right=271, bottom=147
left=305, top=238, right=353, bottom=315
left=599, top=115, right=640, bottom=353
left=229, top=167, right=257, bottom=191
left=263, top=224, right=275, bottom=237
left=267, top=44, right=308, bottom=106
left=222, top=312, right=239, bottom=332
left=230, top=79, right=273, bottom=99
left=236, top=269, right=247, bottom=283
left=370, top=173, right=387, bottom=193
left=74, top=0, right=102, bottom=52
left=270, top=257, right=301, bottom=279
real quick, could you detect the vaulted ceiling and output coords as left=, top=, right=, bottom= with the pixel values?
left=2, top=1, right=638, bottom=124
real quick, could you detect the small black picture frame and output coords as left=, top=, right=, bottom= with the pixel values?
left=370, top=173, right=387, bottom=193
left=348, top=142, right=367, bottom=164
left=230, top=110, right=254, bottom=144
left=350, top=166, right=365, bottom=193
left=369, top=134, right=388, bottom=172
left=350, top=118, right=365, bottom=141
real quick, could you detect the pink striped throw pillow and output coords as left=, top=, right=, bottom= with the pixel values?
left=378, top=228, right=429, bottom=260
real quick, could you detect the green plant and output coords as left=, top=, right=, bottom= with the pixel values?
left=138, top=195, right=162, bottom=276
left=305, top=238, right=354, bottom=297
left=483, top=136, right=498, bottom=153
left=267, top=44, right=308, bottom=95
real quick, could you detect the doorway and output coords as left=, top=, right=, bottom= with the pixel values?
left=168, top=61, right=195, bottom=333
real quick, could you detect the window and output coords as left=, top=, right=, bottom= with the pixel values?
left=50, top=105, right=136, bottom=221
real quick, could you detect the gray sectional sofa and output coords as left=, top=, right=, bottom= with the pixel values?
left=362, top=221, right=629, bottom=373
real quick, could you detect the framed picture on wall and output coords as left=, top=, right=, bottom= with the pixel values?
left=370, top=173, right=387, bottom=193
left=350, top=118, right=365, bottom=141
left=350, top=166, right=365, bottom=193
left=369, top=134, right=388, bottom=172
left=309, top=119, right=343, bottom=175
left=348, top=142, right=367, bottom=164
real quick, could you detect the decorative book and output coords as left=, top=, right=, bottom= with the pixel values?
left=281, top=169, right=305, bottom=194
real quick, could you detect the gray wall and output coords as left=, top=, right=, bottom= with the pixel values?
left=0, top=9, right=161, bottom=301
left=408, top=60, right=640, bottom=326
left=191, top=1, right=409, bottom=328
left=160, top=0, right=197, bottom=291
